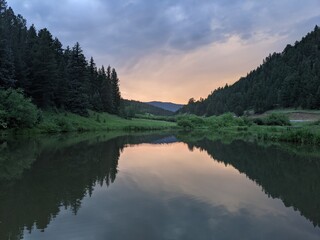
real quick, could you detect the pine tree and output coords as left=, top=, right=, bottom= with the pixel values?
left=88, top=57, right=98, bottom=109
left=53, top=38, right=68, bottom=108
left=0, top=1, right=15, bottom=88
left=100, top=66, right=113, bottom=113
left=12, top=14, right=28, bottom=89
left=111, top=68, right=121, bottom=114
left=66, top=42, right=89, bottom=115
left=29, top=28, right=57, bottom=107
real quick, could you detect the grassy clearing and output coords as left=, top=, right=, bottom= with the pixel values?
left=1, top=110, right=177, bottom=135
left=252, top=109, right=320, bottom=122
left=176, top=113, right=320, bottom=145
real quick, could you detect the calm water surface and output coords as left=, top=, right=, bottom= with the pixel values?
left=0, top=133, right=320, bottom=239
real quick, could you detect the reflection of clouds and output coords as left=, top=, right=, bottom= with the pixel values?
left=24, top=142, right=320, bottom=240
left=118, top=143, right=285, bottom=214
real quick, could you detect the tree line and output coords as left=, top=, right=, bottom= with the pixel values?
left=180, top=26, right=320, bottom=116
left=0, top=0, right=121, bottom=116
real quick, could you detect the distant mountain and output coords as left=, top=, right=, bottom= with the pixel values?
left=122, top=99, right=174, bottom=116
left=146, top=101, right=184, bottom=112
left=180, top=26, right=320, bottom=116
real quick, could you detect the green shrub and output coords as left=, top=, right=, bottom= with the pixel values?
left=252, top=114, right=291, bottom=126
left=54, top=117, right=74, bottom=132
left=252, top=118, right=264, bottom=125
left=263, top=113, right=291, bottom=126
left=241, top=116, right=253, bottom=126
left=206, top=113, right=244, bottom=128
left=0, top=88, right=40, bottom=129
left=177, top=118, right=194, bottom=129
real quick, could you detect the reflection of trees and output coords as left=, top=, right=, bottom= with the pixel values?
left=0, top=139, right=39, bottom=182
left=0, top=133, right=172, bottom=240
left=187, top=139, right=320, bottom=228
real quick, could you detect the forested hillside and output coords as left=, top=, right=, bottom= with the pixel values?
left=122, top=100, right=174, bottom=116
left=180, top=26, right=320, bottom=116
left=0, top=0, right=120, bottom=116
left=146, top=101, right=184, bottom=112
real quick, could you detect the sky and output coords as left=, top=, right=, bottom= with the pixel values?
left=7, top=0, right=320, bottom=104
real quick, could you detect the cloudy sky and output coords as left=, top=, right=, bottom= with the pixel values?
left=7, top=0, right=320, bottom=104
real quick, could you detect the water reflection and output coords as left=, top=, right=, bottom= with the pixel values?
left=0, top=133, right=319, bottom=239
left=183, top=138, right=320, bottom=228
left=0, top=133, right=172, bottom=239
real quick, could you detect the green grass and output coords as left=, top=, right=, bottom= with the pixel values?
left=175, top=113, right=320, bottom=145
left=2, top=110, right=177, bottom=135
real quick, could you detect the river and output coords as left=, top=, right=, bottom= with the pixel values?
left=0, top=132, right=319, bottom=239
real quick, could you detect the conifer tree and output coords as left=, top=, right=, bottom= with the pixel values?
left=111, top=68, right=121, bottom=114
left=0, top=1, right=15, bottom=88
left=88, top=57, right=99, bottom=109
left=29, top=28, right=57, bottom=107
left=66, top=42, right=89, bottom=115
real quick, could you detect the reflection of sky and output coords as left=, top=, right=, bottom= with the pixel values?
left=23, top=143, right=320, bottom=240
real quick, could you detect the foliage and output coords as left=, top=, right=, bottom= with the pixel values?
left=0, top=88, right=40, bottom=129
left=176, top=115, right=206, bottom=129
left=0, top=1, right=121, bottom=118
left=177, top=118, right=194, bottom=130
left=180, top=25, right=320, bottom=116
left=253, top=113, right=291, bottom=126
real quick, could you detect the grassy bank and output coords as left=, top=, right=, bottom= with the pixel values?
left=176, top=113, right=320, bottom=145
left=1, top=110, right=177, bottom=135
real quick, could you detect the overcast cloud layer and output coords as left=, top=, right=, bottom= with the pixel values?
left=8, top=0, right=320, bottom=103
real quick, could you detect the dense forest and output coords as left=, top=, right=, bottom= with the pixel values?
left=0, top=0, right=121, bottom=117
left=180, top=26, right=320, bottom=116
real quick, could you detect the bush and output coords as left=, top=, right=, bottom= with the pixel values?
left=252, top=118, right=264, bottom=125
left=252, top=113, right=290, bottom=126
left=177, top=118, right=194, bottom=129
left=207, top=113, right=244, bottom=128
left=54, top=117, right=74, bottom=132
left=0, top=88, right=40, bottom=129
left=263, top=113, right=291, bottom=126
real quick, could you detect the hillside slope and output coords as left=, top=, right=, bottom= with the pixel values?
left=122, top=99, right=174, bottom=116
left=146, top=101, right=184, bottom=112
left=180, top=26, right=320, bottom=116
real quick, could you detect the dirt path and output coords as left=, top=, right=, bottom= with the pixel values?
left=288, top=112, right=320, bottom=121
left=251, top=111, right=320, bottom=122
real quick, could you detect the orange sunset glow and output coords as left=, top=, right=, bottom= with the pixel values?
left=8, top=0, right=320, bottom=104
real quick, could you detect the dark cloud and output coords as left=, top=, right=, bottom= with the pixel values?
left=6, top=0, right=320, bottom=103
left=7, top=0, right=320, bottom=66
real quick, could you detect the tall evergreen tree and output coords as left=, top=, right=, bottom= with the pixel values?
left=0, top=1, right=15, bottom=88
left=66, top=42, right=89, bottom=115
left=22, top=25, right=37, bottom=95
left=111, top=68, right=121, bottom=114
left=88, top=57, right=99, bottom=109
left=53, top=38, right=68, bottom=108
left=29, top=28, right=57, bottom=107
left=100, top=66, right=113, bottom=113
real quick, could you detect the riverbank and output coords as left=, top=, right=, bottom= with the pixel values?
left=3, top=109, right=320, bottom=146
left=0, top=110, right=177, bottom=136
left=176, top=113, right=320, bottom=145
